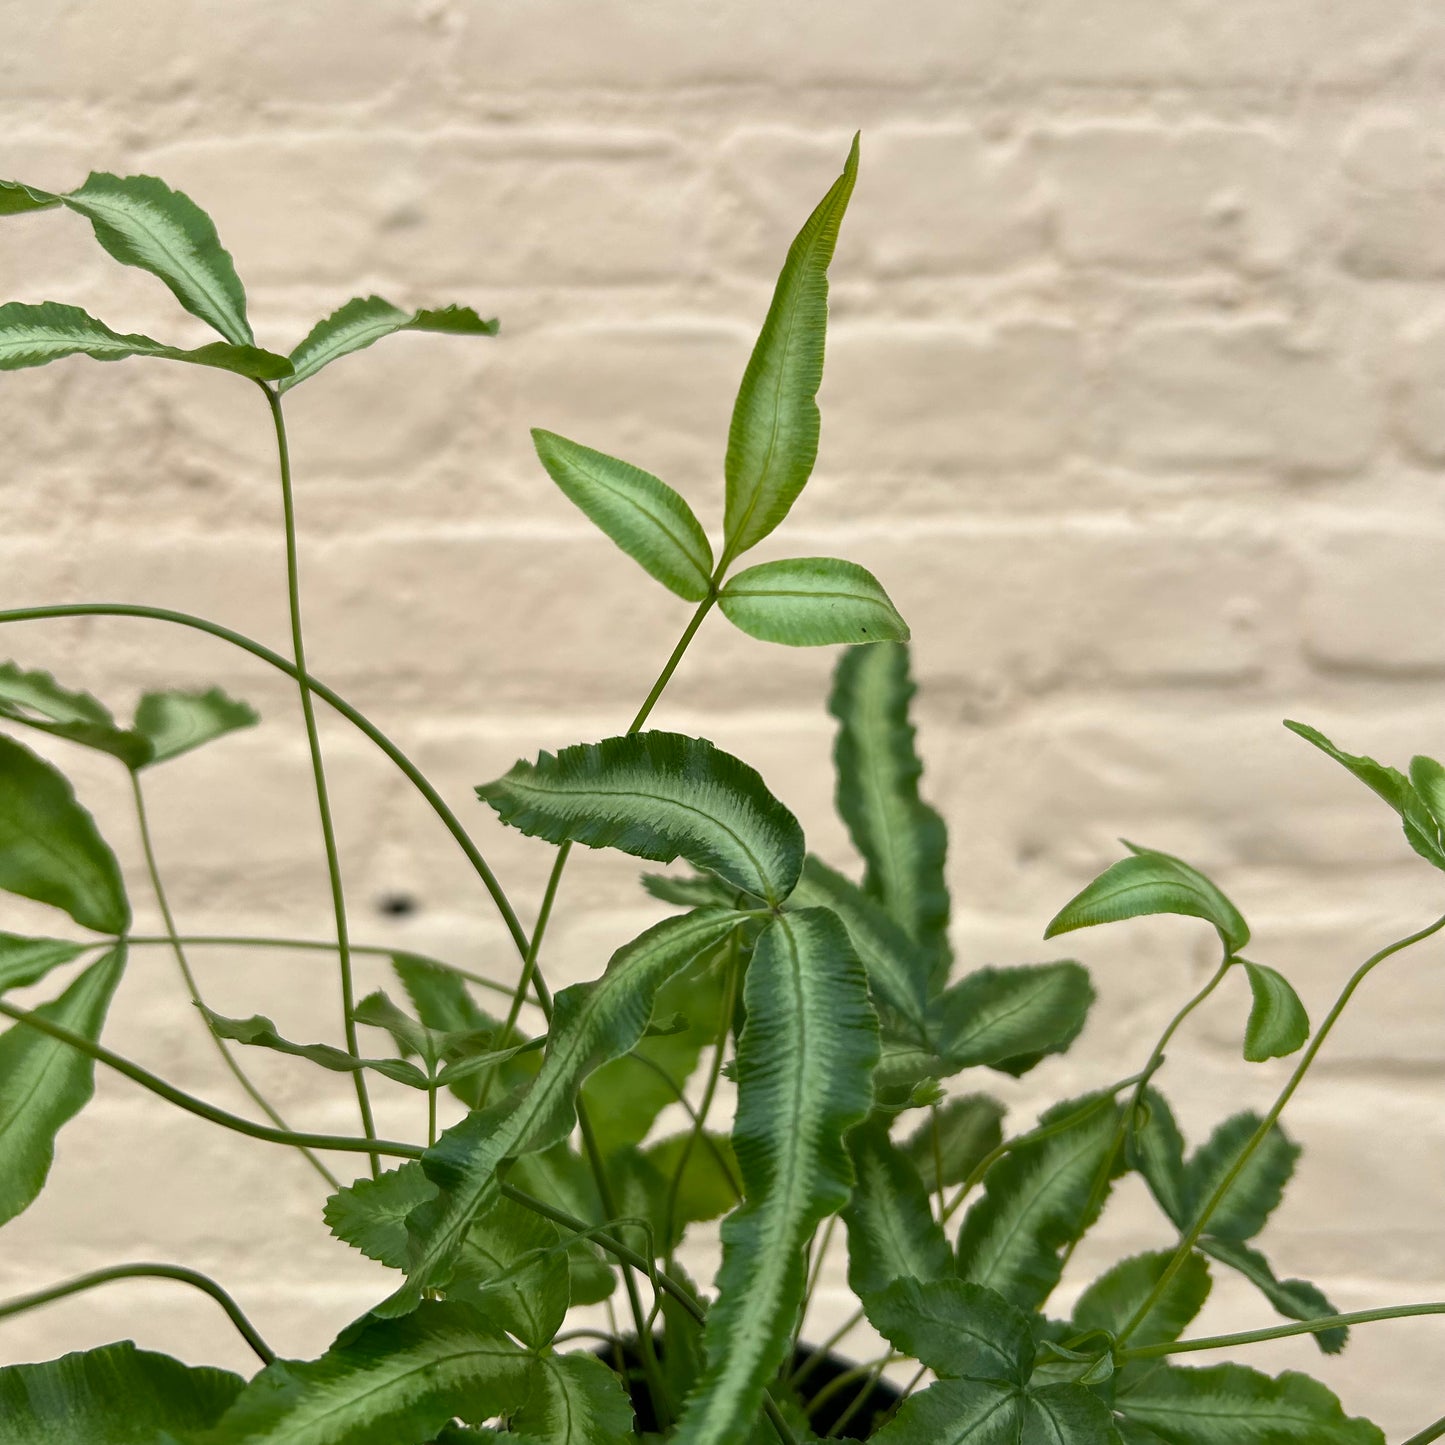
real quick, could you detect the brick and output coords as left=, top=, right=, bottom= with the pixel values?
left=1304, top=528, right=1445, bottom=672
left=451, top=2, right=1014, bottom=90
left=1012, top=0, right=1418, bottom=86
left=1009, top=0, right=1194, bottom=84
left=1044, top=124, right=1298, bottom=273
left=823, top=323, right=1085, bottom=472
left=1392, top=317, right=1445, bottom=463
left=942, top=700, right=1440, bottom=926
left=1104, top=321, right=1381, bottom=474
left=142, top=130, right=703, bottom=291
left=0, top=0, right=440, bottom=107
left=716, top=127, right=1046, bottom=281
left=499, top=321, right=749, bottom=517
left=1338, top=115, right=1445, bottom=280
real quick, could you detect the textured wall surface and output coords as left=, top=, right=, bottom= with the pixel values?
left=2, top=0, right=1444, bottom=1432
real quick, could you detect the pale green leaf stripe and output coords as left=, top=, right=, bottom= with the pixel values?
left=1073, top=1250, right=1212, bottom=1348
left=207, top=1302, right=530, bottom=1445
left=1117, top=1362, right=1385, bottom=1445
left=280, top=296, right=499, bottom=392
left=864, top=1278, right=1033, bottom=1383
left=532, top=428, right=714, bottom=601
left=718, top=556, right=908, bottom=647
left=0, top=732, right=130, bottom=934
left=672, top=909, right=880, bottom=1445
left=1240, top=960, right=1309, bottom=1062
left=0, top=660, right=151, bottom=768
left=134, top=685, right=258, bottom=766
left=828, top=641, right=950, bottom=976
left=842, top=1117, right=951, bottom=1298
left=723, top=134, right=859, bottom=560
left=903, top=1094, right=1005, bottom=1192
left=202, top=1007, right=433, bottom=1089
left=513, top=1353, right=635, bottom=1445
left=1183, top=1112, right=1298, bottom=1242
left=388, top=908, right=742, bottom=1313
left=935, top=962, right=1094, bottom=1073
left=61, top=171, right=254, bottom=345
left=0, top=949, right=124, bottom=1226
left=1044, top=844, right=1250, bottom=956
left=0, top=934, right=87, bottom=994
left=789, top=854, right=931, bottom=1039
left=478, top=732, right=805, bottom=905
left=956, top=1092, right=1120, bottom=1310
left=871, top=1378, right=1117, bottom=1445
left=0, top=1341, right=244, bottom=1444
left=0, top=301, right=292, bottom=379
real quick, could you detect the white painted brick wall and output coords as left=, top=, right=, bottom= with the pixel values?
left=2, top=0, right=1444, bottom=1431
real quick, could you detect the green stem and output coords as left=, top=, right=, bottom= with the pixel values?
left=828, top=1356, right=906, bottom=1439
left=497, top=1181, right=798, bottom=1445
left=577, top=1104, right=673, bottom=1427
left=626, top=583, right=719, bottom=736
left=479, top=583, right=722, bottom=1414
left=1056, top=956, right=1233, bottom=1278
left=791, top=1308, right=867, bottom=1390
left=0, top=995, right=423, bottom=1163
left=804, top=1353, right=898, bottom=1421
left=262, top=385, right=377, bottom=1176
left=663, top=934, right=742, bottom=1272
left=128, top=773, right=340, bottom=1191
left=121, top=934, right=519, bottom=1000
left=929, top=1102, right=947, bottom=1222
left=874, top=1363, right=928, bottom=1432
left=795, top=1212, right=840, bottom=1362
left=1404, top=1414, right=1445, bottom=1445
left=0, top=1262, right=275, bottom=1366
left=1121, top=1301, right=1445, bottom=1360
left=941, top=1071, right=1147, bottom=1224
left=0, top=603, right=529, bottom=962
left=1116, top=911, right=1445, bottom=1350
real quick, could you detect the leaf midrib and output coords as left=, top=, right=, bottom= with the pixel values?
left=69, top=190, right=249, bottom=343
left=969, top=1125, right=1108, bottom=1297
left=502, top=774, right=775, bottom=901
left=946, top=971, right=1066, bottom=1062
left=567, top=457, right=710, bottom=588
left=260, top=1336, right=518, bottom=1442
left=290, top=306, right=410, bottom=382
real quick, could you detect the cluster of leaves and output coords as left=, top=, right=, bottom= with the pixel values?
left=0, top=140, right=1433, bottom=1445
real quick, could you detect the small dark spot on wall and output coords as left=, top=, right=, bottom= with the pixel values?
left=378, top=892, right=420, bottom=918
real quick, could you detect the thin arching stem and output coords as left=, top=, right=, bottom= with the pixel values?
left=1115, top=911, right=1445, bottom=1350
left=804, top=1352, right=900, bottom=1423
left=0, top=604, right=529, bottom=961
left=0, top=1263, right=275, bottom=1366
left=121, top=934, right=520, bottom=1001
left=1121, top=1300, right=1445, bottom=1360
left=663, top=934, right=743, bottom=1273
left=129, top=772, right=340, bottom=1190
left=261, top=385, right=376, bottom=1175
left=790, top=1307, right=868, bottom=1390
left=484, top=580, right=724, bottom=1415
left=940, top=1071, right=1148, bottom=1224
left=1055, top=955, right=1233, bottom=1279
left=497, top=1182, right=798, bottom=1445
left=1404, top=1413, right=1445, bottom=1445
left=0, top=995, right=423, bottom=1163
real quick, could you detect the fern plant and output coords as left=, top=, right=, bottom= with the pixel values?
left=1, top=139, right=1443, bottom=1444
